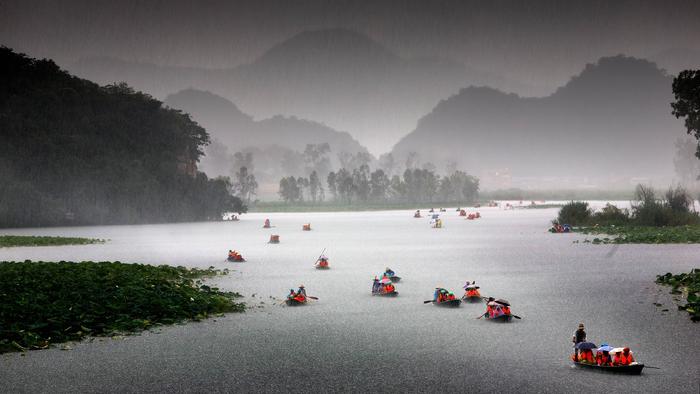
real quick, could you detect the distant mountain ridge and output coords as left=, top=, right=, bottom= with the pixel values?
left=164, top=88, right=370, bottom=180
left=391, top=55, right=682, bottom=187
left=164, top=88, right=367, bottom=153
left=69, top=28, right=537, bottom=154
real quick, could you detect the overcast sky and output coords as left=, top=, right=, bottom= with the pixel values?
left=2, top=0, right=699, bottom=91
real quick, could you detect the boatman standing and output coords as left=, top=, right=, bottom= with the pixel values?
left=572, top=323, right=587, bottom=359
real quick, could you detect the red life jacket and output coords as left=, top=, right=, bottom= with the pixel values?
left=620, top=353, right=634, bottom=365
left=583, top=351, right=594, bottom=363
left=502, top=306, right=511, bottom=315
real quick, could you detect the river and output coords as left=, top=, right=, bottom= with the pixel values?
left=1, top=204, right=698, bottom=393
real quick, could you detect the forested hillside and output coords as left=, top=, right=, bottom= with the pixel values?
left=0, top=47, right=245, bottom=227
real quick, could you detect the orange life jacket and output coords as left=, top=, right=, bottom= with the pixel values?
left=597, top=353, right=611, bottom=366
left=502, top=306, right=511, bottom=315
left=620, top=353, right=634, bottom=365
left=582, top=350, right=594, bottom=363
left=613, top=353, right=621, bottom=365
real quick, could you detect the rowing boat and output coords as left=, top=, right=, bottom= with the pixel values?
left=434, top=299, right=461, bottom=308
left=373, top=291, right=398, bottom=297
left=285, top=298, right=307, bottom=306
left=462, top=295, right=482, bottom=303
left=572, top=361, right=644, bottom=375
left=485, top=314, right=512, bottom=322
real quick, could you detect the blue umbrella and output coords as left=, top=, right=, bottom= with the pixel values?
left=575, top=342, right=597, bottom=350
left=597, top=345, right=614, bottom=352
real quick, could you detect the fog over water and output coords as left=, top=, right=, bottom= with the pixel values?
left=1, top=207, right=698, bottom=392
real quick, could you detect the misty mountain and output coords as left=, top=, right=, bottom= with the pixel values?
left=163, top=88, right=370, bottom=181
left=391, top=55, right=683, bottom=188
left=69, top=29, right=535, bottom=154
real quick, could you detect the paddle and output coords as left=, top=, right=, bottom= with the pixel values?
left=314, top=248, right=327, bottom=267
left=644, top=366, right=661, bottom=369
left=423, top=300, right=435, bottom=304
left=306, top=296, right=319, bottom=300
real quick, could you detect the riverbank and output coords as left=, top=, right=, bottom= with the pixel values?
left=0, top=261, right=244, bottom=353
left=656, top=269, right=700, bottom=321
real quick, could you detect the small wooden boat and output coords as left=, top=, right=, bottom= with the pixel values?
left=285, top=298, right=307, bottom=306
left=462, top=295, right=482, bottom=303
left=302, top=223, right=312, bottom=231
left=485, top=314, right=512, bottom=322
left=227, top=256, right=245, bottom=262
left=388, top=275, right=401, bottom=283
left=268, top=235, right=280, bottom=244
left=572, top=361, right=644, bottom=375
left=316, top=265, right=330, bottom=270
left=373, top=291, right=398, bottom=297
left=434, top=299, right=461, bottom=308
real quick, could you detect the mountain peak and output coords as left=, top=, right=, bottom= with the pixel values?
left=251, top=28, right=399, bottom=70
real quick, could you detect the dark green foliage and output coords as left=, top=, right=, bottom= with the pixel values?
left=0, top=235, right=103, bottom=247
left=0, top=47, right=245, bottom=227
left=555, top=201, right=592, bottom=225
left=656, top=269, right=700, bottom=322
left=592, top=204, right=630, bottom=225
left=579, top=225, right=700, bottom=244
left=0, top=261, right=244, bottom=353
left=671, top=69, right=700, bottom=158
left=555, top=185, right=699, bottom=231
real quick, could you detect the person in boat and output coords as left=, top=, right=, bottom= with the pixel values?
left=264, top=218, right=271, bottom=228
left=384, top=267, right=395, bottom=277
left=501, top=304, right=511, bottom=315
left=384, top=283, right=395, bottom=294
left=464, top=284, right=480, bottom=298
left=578, top=349, right=595, bottom=364
left=372, top=277, right=381, bottom=294
left=614, top=347, right=634, bottom=366
left=596, top=350, right=613, bottom=366
left=317, top=256, right=329, bottom=267
left=296, top=285, right=307, bottom=298
left=287, top=289, right=296, bottom=299
left=447, top=292, right=456, bottom=301
left=572, top=323, right=587, bottom=359
left=484, top=297, right=495, bottom=317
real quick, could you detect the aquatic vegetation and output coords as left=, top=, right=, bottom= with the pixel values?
left=577, top=225, right=700, bottom=244
left=0, top=261, right=244, bottom=353
left=0, top=235, right=104, bottom=247
left=656, top=269, right=700, bottom=322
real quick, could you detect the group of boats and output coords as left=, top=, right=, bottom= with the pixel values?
left=232, top=212, right=647, bottom=375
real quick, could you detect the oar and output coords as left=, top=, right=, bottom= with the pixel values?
left=644, top=366, right=661, bottom=369
left=306, top=296, right=319, bottom=300
left=314, top=248, right=327, bottom=266
left=511, top=315, right=522, bottom=319
left=475, top=313, right=487, bottom=319
left=423, top=300, right=435, bottom=304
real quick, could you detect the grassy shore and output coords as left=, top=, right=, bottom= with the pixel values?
left=656, top=269, right=700, bottom=322
left=0, top=261, right=244, bottom=353
left=0, top=235, right=104, bottom=247
left=575, top=225, right=700, bottom=244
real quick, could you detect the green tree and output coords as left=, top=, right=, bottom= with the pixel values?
left=671, top=70, right=700, bottom=158
left=370, top=169, right=390, bottom=201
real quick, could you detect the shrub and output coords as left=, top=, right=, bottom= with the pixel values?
left=591, top=203, right=630, bottom=225
left=556, top=201, right=592, bottom=225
